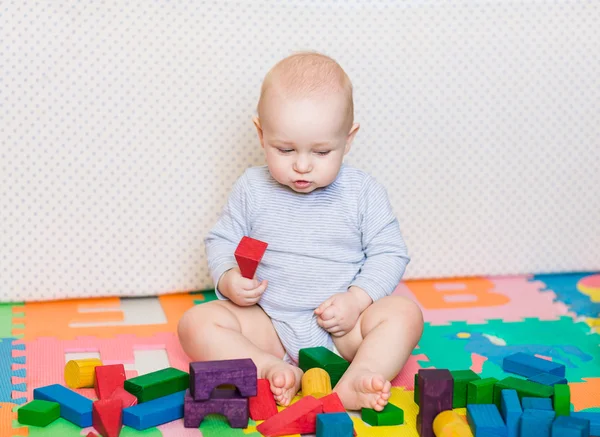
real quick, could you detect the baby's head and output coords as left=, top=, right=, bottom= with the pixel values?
left=253, top=52, right=359, bottom=193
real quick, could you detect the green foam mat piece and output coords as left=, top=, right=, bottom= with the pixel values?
left=191, top=289, right=218, bottom=304
left=414, top=316, right=599, bottom=383
left=0, top=303, right=21, bottom=338
left=22, top=417, right=162, bottom=436
left=200, top=414, right=260, bottom=437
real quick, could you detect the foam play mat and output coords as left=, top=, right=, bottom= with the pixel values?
left=1, top=272, right=599, bottom=436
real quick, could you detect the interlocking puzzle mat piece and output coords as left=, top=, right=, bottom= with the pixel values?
left=191, top=289, right=218, bottom=305
left=394, top=275, right=568, bottom=325
left=12, top=293, right=197, bottom=341
left=18, top=416, right=163, bottom=436
left=0, top=338, right=26, bottom=404
left=532, top=271, right=600, bottom=317
left=157, top=419, right=204, bottom=437
left=1, top=303, right=24, bottom=338
left=200, top=414, right=260, bottom=437
left=18, top=333, right=189, bottom=402
left=413, top=317, right=599, bottom=383
left=0, top=403, right=28, bottom=437
left=391, top=354, right=426, bottom=390
left=570, top=378, right=600, bottom=412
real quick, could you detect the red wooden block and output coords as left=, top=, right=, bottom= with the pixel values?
left=92, top=398, right=122, bottom=437
left=249, top=378, right=277, bottom=420
left=95, top=364, right=126, bottom=400
left=256, top=395, right=323, bottom=437
left=235, top=236, right=268, bottom=279
left=109, top=386, right=138, bottom=408
left=87, top=433, right=100, bottom=437
left=320, top=392, right=356, bottom=436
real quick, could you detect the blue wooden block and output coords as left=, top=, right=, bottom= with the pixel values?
left=528, top=373, right=568, bottom=386
left=500, top=389, right=522, bottom=437
left=552, top=415, right=590, bottom=437
left=520, top=409, right=555, bottom=436
left=467, top=404, right=507, bottom=436
left=571, top=412, right=600, bottom=436
left=502, top=352, right=565, bottom=378
left=522, top=397, right=553, bottom=410
left=316, top=412, right=353, bottom=437
left=33, top=384, right=92, bottom=427
left=123, top=390, right=186, bottom=430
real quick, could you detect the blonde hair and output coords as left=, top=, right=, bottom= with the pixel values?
left=257, top=51, right=354, bottom=126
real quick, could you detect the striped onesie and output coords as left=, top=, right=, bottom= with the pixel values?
left=204, top=164, right=410, bottom=364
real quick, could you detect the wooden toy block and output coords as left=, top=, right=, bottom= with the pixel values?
left=189, top=358, right=257, bottom=400
left=34, top=383, right=93, bottom=427
left=316, top=412, right=353, bottom=437
left=492, top=376, right=553, bottom=408
left=109, top=386, right=138, bottom=408
left=184, top=387, right=249, bottom=428
left=414, top=373, right=420, bottom=405
left=302, top=368, right=332, bottom=398
left=256, top=395, right=324, bottom=437
left=320, top=393, right=356, bottom=436
left=502, top=352, right=565, bottom=378
left=416, top=369, right=453, bottom=437
left=124, top=367, right=189, bottom=403
left=87, top=433, right=100, bottom=437
left=299, top=347, right=350, bottom=387
left=522, top=396, right=553, bottom=410
left=361, top=402, right=403, bottom=426
left=553, top=383, right=570, bottom=416
left=17, top=399, right=60, bottom=427
left=92, top=398, right=122, bottom=437
left=450, top=369, right=480, bottom=408
left=528, top=372, right=567, bottom=386
left=467, top=377, right=498, bottom=405
left=552, top=415, right=591, bottom=437
left=122, top=390, right=186, bottom=430
left=520, top=408, right=555, bottom=436
left=466, top=404, right=507, bottom=436
left=500, top=389, right=522, bottom=437
left=571, top=412, right=600, bottom=436
left=235, top=236, right=268, bottom=278
left=64, top=358, right=103, bottom=389
left=432, top=410, right=473, bottom=437
left=95, top=364, right=126, bottom=399
left=249, top=378, right=277, bottom=421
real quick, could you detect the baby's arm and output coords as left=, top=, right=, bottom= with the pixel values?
left=205, top=172, right=265, bottom=302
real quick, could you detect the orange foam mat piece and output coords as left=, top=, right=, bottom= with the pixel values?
left=570, top=378, right=600, bottom=412
left=0, top=403, right=28, bottom=436
left=12, top=293, right=198, bottom=341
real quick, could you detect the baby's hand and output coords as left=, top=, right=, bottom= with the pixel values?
left=219, top=268, right=268, bottom=307
left=314, top=292, right=361, bottom=337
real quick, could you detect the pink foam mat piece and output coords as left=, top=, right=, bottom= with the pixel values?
left=13, top=332, right=190, bottom=402
left=390, top=354, right=424, bottom=389
left=393, top=275, right=569, bottom=325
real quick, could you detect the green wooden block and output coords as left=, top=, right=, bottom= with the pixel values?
left=18, top=399, right=60, bottom=427
left=451, top=370, right=481, bottom=408
left=467, top=377, right=498, bottom=404
left=361, top=402, right=404, bottom=426
left=124, top=367, right=189, bottom=403
left=493, top=376, right=554, bottom=408
left=553, top=383, right=571, bottom=416
left=414, top=373, right=419, bottom=406
left=298, top=347, right=349, bottom=387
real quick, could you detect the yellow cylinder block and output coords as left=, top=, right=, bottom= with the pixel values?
left=433, top=410, right=473, bottom=437
left=301, top=368, right=332, bottom=398
left=64, top=358, right=103, bottom=389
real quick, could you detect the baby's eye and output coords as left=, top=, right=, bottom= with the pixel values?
left=278, top=149, right=293, bottom=154
left=316, top=151, right=331, bottom=156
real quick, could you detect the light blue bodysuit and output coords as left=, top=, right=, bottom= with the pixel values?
left=204, top=164, right=410, bottom=364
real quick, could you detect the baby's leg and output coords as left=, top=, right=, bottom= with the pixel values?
left=332, top=295, right=423, bottom=411
left=177, top=300, right=303, bottom=405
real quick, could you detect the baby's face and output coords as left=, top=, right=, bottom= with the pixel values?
left=255, top=90, right=357, bottom=193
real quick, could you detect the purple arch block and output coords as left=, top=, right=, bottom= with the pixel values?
left=189, top=358, right=257, bottom=400
left=183, top=388, right=249, bottom=428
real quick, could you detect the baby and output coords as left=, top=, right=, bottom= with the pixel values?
left=178, top=52, right=424, bottom=412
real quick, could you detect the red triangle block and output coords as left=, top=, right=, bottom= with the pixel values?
left=92, top=398, right=122, bottom=437
left=95, top=364, right=126, bottom=400
left=109, top=386, right=138, bottom=408
left=256, top=395, right=323, bottom=437
left=235, top=236, right=268, bottom=278
left=320, top=392, right=356, bottom=435
left=249, top=378, right=278, bottom=420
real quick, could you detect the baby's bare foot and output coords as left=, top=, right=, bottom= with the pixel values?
left=333, top=369, right=392, bottom=411
left=262, top=360, right=304, bottom=406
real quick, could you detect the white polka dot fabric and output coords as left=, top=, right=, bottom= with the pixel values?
left=1, top=1, right=599, bottom=302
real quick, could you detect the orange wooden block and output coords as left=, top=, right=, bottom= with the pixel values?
left=249, top=378, right=277, bottom=420
left=92, top=398, right=122, bottom=437
left=109, top=386, right=138, bottom=408
left=256, top=395, right=323, bottom=437
left=95, top=364, right=126, bottom=400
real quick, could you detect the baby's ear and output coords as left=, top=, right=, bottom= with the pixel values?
left=253, top=116, right=265, bottom=147
left=345, top=122, right=360, bottom=153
